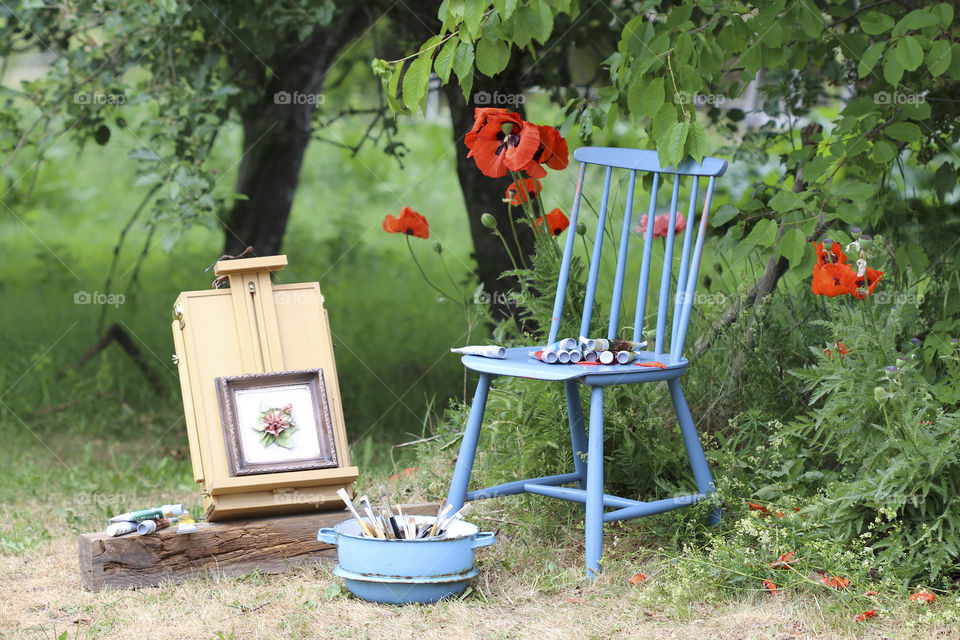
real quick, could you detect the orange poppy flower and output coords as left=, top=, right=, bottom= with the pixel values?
left=383, top=206, right=429, bottom=239
left=852, top=267, right=884, bottom=299
left=465, top=108, right=540, bottom=178
left=533, top=125, right=569, bottom=171
left=910, top=589, right=936, bottom=603
left=818, top=573, right=850, bottom=590
left=770, top=552, right=796, bottom=570
left=748, top=502, right=769, bottom=514
left=762, top=579, right=778, bottom=595
left=536, top=208, right=569, bottom=235
left=824, top=342, right=850, bottom=358
left=505, top=177, right=542, bottom=205
left=853, top=609, right=875, bottom=622
left=628, top=572, right=647, bottom=585
left=812, top=262, right=858, bottom=296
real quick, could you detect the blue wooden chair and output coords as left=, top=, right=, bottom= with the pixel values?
left=446, top=147, right=728, bottom=577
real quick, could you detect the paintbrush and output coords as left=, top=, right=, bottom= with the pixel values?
left=430, top=503, right=452, bottom=538
left=436, top=503, right=474, bottom=535
left=379, top=486, right=403, bottom=539
left=336, top=488, right=375, bottom=537
left=358, top=495, right=385, bottom=538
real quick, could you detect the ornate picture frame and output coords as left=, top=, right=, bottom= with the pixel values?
left=215, top=369, right=339, bottom=476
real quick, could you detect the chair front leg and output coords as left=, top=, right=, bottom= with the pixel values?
left=564, top=380, right=588, bottom=490
left=585, top=385, right=605, bottom=578
left=668, top=378, right=720, bottom=525
left=446, top=373, right=492, bottom=512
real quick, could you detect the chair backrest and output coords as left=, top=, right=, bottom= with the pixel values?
left=548, top=147, right=728, bottom=364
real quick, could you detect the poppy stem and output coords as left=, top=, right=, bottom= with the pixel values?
left=405, top=235, right=455, bottom=301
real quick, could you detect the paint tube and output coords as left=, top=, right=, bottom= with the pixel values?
left=557, top=350, right=571, bottom=364
left=599, top=350, right=615, bottom=365
left=106, top=521, right=138, bottom=537
left=594, top=338, right=610, bottom=352
left=109, top=504, right=185, bottom=523
left=609, top=339, right=648, bottom=352
left=547, top=337, right=578, bottom=352
left=579, top=336, right=595, bottom=351
left=136, top=518, right=172, bottom=535
left=450, top=345, right=506, bottom=359
left=531, top=350, right=559, bottom=364
left=615, top=350, right=636, bottom=364
left=177, top=512, right=198, bottom=534
left=568, top=349, right=582, bottom=363
left=583, top=350, right=598, bottom=363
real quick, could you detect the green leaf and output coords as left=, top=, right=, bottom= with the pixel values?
left=324, top=583, right=342, bottom=599
left=933, top=162, right=957, bottom=200
left=453, top=40, right=475, bottom=100
left=493, top=0, right=518, bottom=20
left=934, top=2, right=954, bottom=27
left=734, top=218, right=778, bottom=261
left=927, top=40, right=952, bottom=77
left=384, top=68, right=403, bottom=112
left=402, top=55, right=431, bottom=112
left=664, top=122, right=689, bottom=166
left=872, top=140, right=896, bottom=163
left=462, top=0, right=487, bottom=40
left=886, top=121, right=921, bottom=142
left=798, top=0, right=822, bottom=38
left=710, top=203, right=739, bottom=227
left=161, top=227, right=181, bottom=253
left=769, top=189, right=804, bottom=213
left=688, top=121, right=707, bottom=163
left=780, top=227, right=807, bottom=266
left=895, top=9, right=940, bottom=34
left=643, top=76, right=665, bottom=118
left=860, top=11, right=894, bottom=35
left=896, top=36, right=924, bottom=72
left=434, top=37, right=458, bottom=83
left=128, top=148, right=161, bottom=162
left=666, top=3, right=692, bottom=28
left=858, top=42, right=885, bottom=78
left=831, top=181, right=876, bottom=200
left=651, top=103, right=677, bottom=145
left=475, top=37, right=510, bottom=76
left=134, top=172, right=163, bottom=187
left=883, top=53, right=904, bottom=85
left=627, top=76, right=644, bottom=120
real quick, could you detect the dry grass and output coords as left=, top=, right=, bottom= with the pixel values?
left=2, top=529, right=959, bottom=640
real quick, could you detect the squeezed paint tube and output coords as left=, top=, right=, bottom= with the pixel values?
left=615, top=350, right=636, bottom=364
left=136, top=518, right=172, bottom=535
left=531, top=350, right=559, bottom=364
left=579, top=336, right=595, bottom=351
left=106, top=521, right=138, bottom=537
left=547, top=337, right=578, bottom=352
left=568, top=349, right=583, bottom=363
left=450, top=345, right=506, bottom=359
left=109, top=503, right=185, bottom=523
left=557, top=350, right=571, bottom=364
left=177, top=512, right=198, bottom=534
left=599, top=350, right=615, bottom=365
left=609, top=339, right=648, bottom=352
left=594, top=338, right=610, bottom=352
left=583, top=350, right=598, bottom=363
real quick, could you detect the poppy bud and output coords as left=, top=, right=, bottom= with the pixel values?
left=481, top=213, right=497, bottom=229
left=433, top=242, right=442, bottom=254
left=858, top=236, right=873, bottom=249
left=576, top=222, right=587, bottom=236
left=822, top=239, right=834, bottom=249
left=851, top=227, right=862, bottom=235
left=874, top=387, right=887, bottom=402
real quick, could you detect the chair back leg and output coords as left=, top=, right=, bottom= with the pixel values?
left=564, top=380, right=588, bottom=490
left=585, top=385, right=605, bottom=577
left=447, top=373, right=492, bottom=512
left=667, top=378, right=721, bottom=525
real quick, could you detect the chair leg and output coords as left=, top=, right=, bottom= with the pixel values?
left=446, top=373, right=492, bottom=512
left=564, top=380, right=588, bottom=490
left=668, top=378, right=720, bottom=525
left=585, top=385, right=605, bottom=578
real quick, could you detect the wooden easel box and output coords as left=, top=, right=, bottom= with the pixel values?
left=171, top=255, right=358, bottom=521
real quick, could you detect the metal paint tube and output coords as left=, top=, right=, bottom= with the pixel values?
left=579, top=336, right=595, bottom=351
left=568, top=349, right=582, bottom=363
left=594, top=338, right=610, bottom=352
left=450, top=345, right=506, bottom=359
left=547, top=338, right=578, bottom=352
left=534, top=350, right=559, bottom=364
left=177, top=512, right=198, bottom=534
left=109, top=503, right=185, bottom=523
left=557, top=350, right=571, bottom=364
left=583, top=350, right=598, bottom=363
left=609, top=339, right=648, bottom=352
left=615, top=350, right=636, bottom=364
left=599, top=350, right=615, bottom=365
left=106, top=521, right=138, bottom=537
left=136, top=518, right=172, bottom=535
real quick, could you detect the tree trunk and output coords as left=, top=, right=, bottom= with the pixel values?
left=222, top=18, right=364, bottom=256
left=443, top=70, right=536, bottom=320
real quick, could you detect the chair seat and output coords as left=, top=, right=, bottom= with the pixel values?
left=461, top=346, right=688, bottom=384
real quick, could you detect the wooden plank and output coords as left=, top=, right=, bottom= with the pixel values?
left=78, top=503, right=439, bottom=592
left=214, top=255, right=288, bottom=275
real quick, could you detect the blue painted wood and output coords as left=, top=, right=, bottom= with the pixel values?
left=579, top=166, right=613, bottom=339
left=574, top=147, right=728, bottom=177
left=445, top=147, right=728, bottom=579
left=632, top=173, right=659, bottom=343
left=608, top=171, right=637, bottom=340
left=548, top=163, right=587, bottom=346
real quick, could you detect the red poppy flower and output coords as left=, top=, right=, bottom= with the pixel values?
left=852, top=267, right=884, bottom=300
left=910, top=589, right=936, bottom=603
left=818, top=573, right=850, bottom=590
left=464, top=108, right=540, bottom=178
left=536, top=209, right=569, bottom=235
left=854, top=609, right=875, bottom=622
left=824, top=342, right=850, bottom=359
left=812, top=262, right=858, bottom=296
left=748, top=502, right=769, bottom=514
left=770, top=552, right=796, bottom=570
left=505, top=177, right=542, bottom=205
left=383, top=206, right=429, bottom=239
left=762, top=579, right=778, bottom=595
left=628, top=572, right=647, bottom=585
left=637, top=212, right=687, bottom=239
left=533, top=125, right=569, bottom=171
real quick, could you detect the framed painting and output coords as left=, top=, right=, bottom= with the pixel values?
left=215, top=369, right=339, bottom=476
